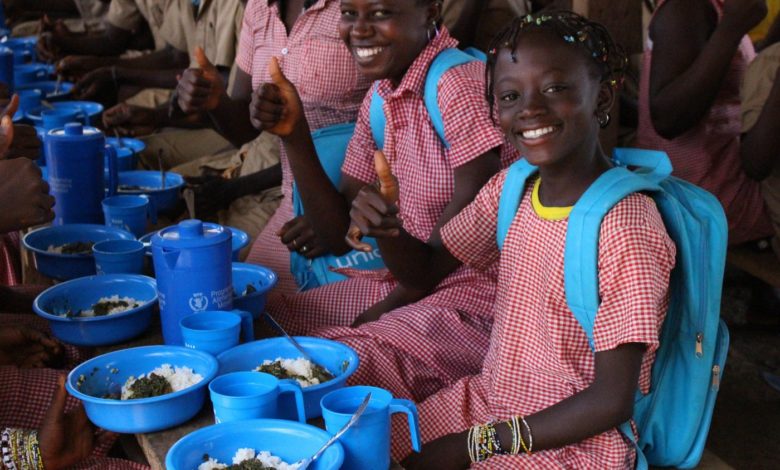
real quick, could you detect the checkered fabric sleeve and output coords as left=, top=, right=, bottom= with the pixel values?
left=440, top=170, right=507, bottom=272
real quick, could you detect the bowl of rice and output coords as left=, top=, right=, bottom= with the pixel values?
left=166, top=419, right=344, bottom=470
left=33, top=274, right=157, bottom=346
left=217, top=337, right=359, bottom=420
left=231, top=262, right=278, bottom=319
left=22, top=224, right=135, bottom=280
left=66, top=345, right=219, bottom=433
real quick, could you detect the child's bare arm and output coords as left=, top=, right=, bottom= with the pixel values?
left=648, top=0, right=766, bottom=139
left=741, top=67, right=780, bottom=180
left=404, top=343, right=646, bottom=469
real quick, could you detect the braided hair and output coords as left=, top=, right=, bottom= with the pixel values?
left=484, top=10, right=627, bottom=117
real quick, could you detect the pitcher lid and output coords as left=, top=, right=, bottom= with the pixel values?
left=152, top=219, right=231, bottom=249
left=46, top=123, right=103, bottom=142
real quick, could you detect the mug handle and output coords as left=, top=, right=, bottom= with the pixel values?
left=231, top=309, right=254, bottom=343
left=104, top=144, right=117, bottom=197
left=277, top=379, right=307, bottom=423
left=389, top=398, right=422, bottom=452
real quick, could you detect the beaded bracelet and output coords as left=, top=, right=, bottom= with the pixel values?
left=2, top=428, right=43, bottom=470
left=467, top=422, right=508, bottom=464
left=1, top=428, right=17, bottom=470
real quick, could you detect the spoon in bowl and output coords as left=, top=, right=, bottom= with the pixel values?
left=298, top=392, right=371, bottom=470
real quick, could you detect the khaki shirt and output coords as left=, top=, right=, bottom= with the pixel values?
left=158, top=0, right=245, bottom=68
left=741, top=42, right=780, bottom=133
left=105, top=0, right=169, bottom=50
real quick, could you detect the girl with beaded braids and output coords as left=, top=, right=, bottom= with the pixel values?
left=348, top=11, right=676, bottom=469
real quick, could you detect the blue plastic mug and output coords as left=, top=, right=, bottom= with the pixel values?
left=179, top=310, right=253, bottom=356
left=321, top=386, right=422, bottom=470
left=209, top=371, right=307, bottom=424
left=102, top=195, right=156, bottom=238
left=92, top=239, right=145, bottom=275
left=41, top=107, right=83, bottom=130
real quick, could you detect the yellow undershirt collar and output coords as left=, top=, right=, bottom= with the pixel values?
left=531, top=178, right=573, bottom=220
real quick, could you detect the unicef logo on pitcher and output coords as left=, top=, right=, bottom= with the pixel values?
left=189, top=292, right=208, bottom=312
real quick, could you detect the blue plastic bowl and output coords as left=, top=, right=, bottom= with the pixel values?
left=117, top=170, right=184, bottom=215
left=106, top=137, right=145, bottom=171
left=231, top=262, right=277, bottom=319
left=217, top=337, right=359, bottom=419
left=139, top=226, right=249, bottom=261
left=166, top=419, right=344, bottom=470
left=15, top=80, right=75, bottom=101
left=33, top=274, right=157, bottom=346
left=26, top=101, right=104, bottom=127
left=66, top=345, right=219, bottom=434
left=22, top=224, right=135, bottom=280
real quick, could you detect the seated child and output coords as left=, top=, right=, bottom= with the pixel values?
left=637, top=0, right=772, bottom=246
left=347, top=12, right=676, bottom=468
left=250, top=0, right=516, bottom=401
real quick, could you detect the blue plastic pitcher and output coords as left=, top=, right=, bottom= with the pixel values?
left=0, top=47, right=13, bottom=92
left=321, top=386, right=422, bottom=470
left=45, top=123, right=117, bottom=225
left=152, top=220, right=233, bottom=345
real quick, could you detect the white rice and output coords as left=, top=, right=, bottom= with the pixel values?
left=197, top=448, right=301, bottom=470
left=77, top=295, right=142, bottom=317
left=255, top=357, right=330, bottom=388
left=46, top=243, right=91, bottom=254
left=121, top=364, right=203, bottom=400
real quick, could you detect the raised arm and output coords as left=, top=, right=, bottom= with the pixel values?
left=741, top=67, right=780, bottom=180
left=648, top=0, right=766, bottom=139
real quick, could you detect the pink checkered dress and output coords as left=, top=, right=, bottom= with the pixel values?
left=241, top=0, right=371, bottom=297
left=637, top=0, right=771, bottom=245
left=0, top=233, right=21, bottom=286
left=1, top=318, right=147, bottom=470
left=390, top=171, right=675, bottom=467
left=269, top=30, right=518, bottom=402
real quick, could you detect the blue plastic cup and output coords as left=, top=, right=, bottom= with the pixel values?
left=209, top=371, right=307, bottom=424
left=18, top=89, right=42, bottom=114
left=321, top=386, right=422, bottom=470
left=41, top=107, right=83, bottom=130
left=0, top=47, right=13, bottom=92
left=92, top=239, right=145, bottom=275
left=179, top=310, right=253, bottom=356
left=102, top=195, right=155, bottom=238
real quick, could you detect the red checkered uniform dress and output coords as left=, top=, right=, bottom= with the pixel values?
left=242, top=0, right=371, bottom=297
left=0, top=233, right=21, bottom=286
left=637, top=0, right=770, bottom=244
left=0, top=314, right=147, bottom=470
left=392, top=171, right=675, bottom=467
left=269, top=30, right=518, bottom=402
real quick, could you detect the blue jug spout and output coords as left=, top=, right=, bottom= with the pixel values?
left=161, top=248, right=181, bottom=270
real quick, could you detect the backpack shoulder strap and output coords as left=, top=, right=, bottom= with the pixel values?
left=564, top=159, right=663, bottom=350
left=496, top=159, right=537, bottom=250
left=369, top=47, right=486, bottom=151
left=424, top=47, right=486, bottom=149
left=369, top=83, right=385, bottom=150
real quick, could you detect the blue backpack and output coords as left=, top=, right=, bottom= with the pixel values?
left=496, top=148, right=729, bottom=469
left=291, top=47, right=486, bottom=291
left=369, top=47, right=486, bottom=149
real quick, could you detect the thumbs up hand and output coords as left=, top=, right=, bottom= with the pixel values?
left=250, top=57, right=304, bottom=136
left=346, top=150, right=401, bottom=252
left=176, top=46, right=225, bottom=113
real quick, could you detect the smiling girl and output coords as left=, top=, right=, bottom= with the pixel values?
left=347, top=11, right=677, bottom=469
left=250, top=0, right=516, bottom=401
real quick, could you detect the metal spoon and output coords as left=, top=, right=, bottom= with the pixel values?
left=262, top=311, right=335, bottom=381
left=298, top=392, right=372, bottom=470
